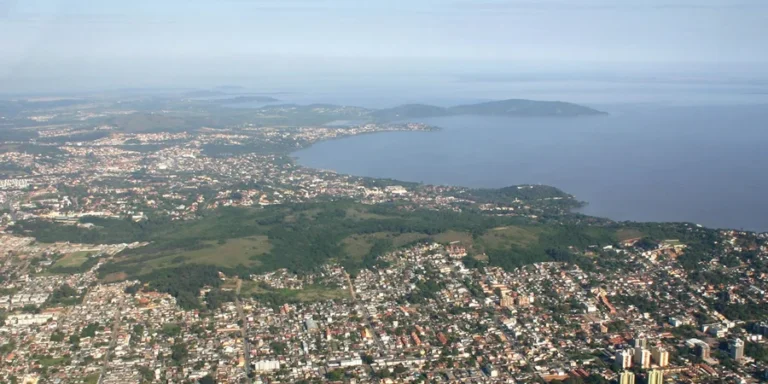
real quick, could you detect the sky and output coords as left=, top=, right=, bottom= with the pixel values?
left=1, top=0, right=767, bottom=92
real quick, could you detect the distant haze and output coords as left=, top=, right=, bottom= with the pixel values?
left=1, top=0, right=768, bottom=92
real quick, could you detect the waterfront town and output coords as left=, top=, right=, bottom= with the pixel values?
left=1, top=100, right=768, bottom=383
left=1, top=234, right=768, bottom=383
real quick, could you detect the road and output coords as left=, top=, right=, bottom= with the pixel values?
left=344, top=272, right=384, bottom=351
left=97, top=298, right=126, bottom=384
left=235, top=279, right=252, bottom=384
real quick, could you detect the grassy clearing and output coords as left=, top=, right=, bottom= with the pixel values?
left=345, top=207, right=390, bottom=220
left=102, top=272, right=128, bottom=283
left=479, top=226, right=541, bottom=249
left=37, top=356, right=67, bottom=367
left=342, top=235, right=375, bottom=260
left=342, top=232, right=428, bottom=260
left=144, top=236, right=271, bottom=271
left=294, top=285, right=350, bottom=301
left=433, top=230, right=473, bottom=244
left=616, top=228, right=644, bottom=241
left=53, top=251, right=94, bottom=268
left=238, top=280, right=349, bottom=302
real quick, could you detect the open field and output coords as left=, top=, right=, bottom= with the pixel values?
left=139, top=236, right=271, bottom=272
left=616, top=228, right=644, bottom=241
left=343, top=231, right=429, bottom=260
left=432, top=230, right=474, bottom=245
left=344, top=206, right=391, bottom=220
left=52, top=251, right=94, bottom=269
left=479, top=226, right=541, bottom=249
left=235, top=280, right=350, bottom=302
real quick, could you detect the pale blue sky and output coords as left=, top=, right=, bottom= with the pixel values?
left=1, top=0, right=767, bottom=91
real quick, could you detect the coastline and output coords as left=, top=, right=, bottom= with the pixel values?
left=289, top=122, right=766, bottom=235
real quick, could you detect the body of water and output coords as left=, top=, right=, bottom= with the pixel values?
left=294, top=104, right=768, bottom=232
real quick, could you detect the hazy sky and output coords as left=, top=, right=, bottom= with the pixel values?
left=1, top=0, right=767, bottom=91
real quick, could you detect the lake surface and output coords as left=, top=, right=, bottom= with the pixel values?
left=294, top=104, right=768, bottom=232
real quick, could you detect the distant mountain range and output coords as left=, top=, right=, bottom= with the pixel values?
left=370, top=99, right=606, bottom=121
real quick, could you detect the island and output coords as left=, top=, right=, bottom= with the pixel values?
left=370, top=98, right=607, bottom=121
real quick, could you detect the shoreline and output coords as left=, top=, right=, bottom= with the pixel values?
left=289, top=123, right=767, bottom=235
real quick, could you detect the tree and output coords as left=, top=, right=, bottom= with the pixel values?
left=0, top=342, right=16, bottom=354
left=162, top=323, right=181, bottom=337
left=22, top=304, right=40, bottom=314
left=361, top=353, right=375, bottom=365
left=50, top=331, right=65, bottom=342
left=270, top=341, right=287, bottom=355
left=198, top=375, right=215, bottom=384
left=325, top=369, right=344, bottom=381
left=205, top=288, right=237, bottom=310
left=746, top=342, right=768, bottom=363
left=80, top=323, right=100, bottom=338
left=171, top=342, right=189, bottom=364
left=138, top=366, right=155, bottom=383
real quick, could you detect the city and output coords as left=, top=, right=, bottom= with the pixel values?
left=0, top=95, right=767, bottom=383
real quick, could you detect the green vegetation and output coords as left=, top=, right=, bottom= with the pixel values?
left=14, top=200, right=720, bottom=303
left=51, top=251, right=93, bottom=268
left=479, top=226, right=541, bottom=249
left=162, top=323, right=182, bottom=337
left=270, top=341, right=288, bottom=355
left=46, top=284, right=81, bottom=306
left=342, top=231, right=427, bottom=271
left=80, top=322, right=101, bottom=338
left=136, top=265, right=224, bottom=310
left=459, top=184, right=578, bottom=205
left=111, top=113, right=197, bottom=133
left=250, top=283, right=349, bottom=309
left=371, top=99, right=606, bottom=121
left=613, top=294, right=658, bottom=313
left=204, top=288, right=237, bottom=310
left=745, top=342, right=768, bottom=363
left=35, top=355, right=69, bottom=367
left=171, top=342, right=189, bottom=364
left=140, top=236, right=270, bottom=273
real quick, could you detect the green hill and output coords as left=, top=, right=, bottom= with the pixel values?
left=370, top=99, right=605, bottom=121
left=449, top=99, right=606, bottom=117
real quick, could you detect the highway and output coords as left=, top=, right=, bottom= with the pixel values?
left=235, top=279, right=253, bottom=384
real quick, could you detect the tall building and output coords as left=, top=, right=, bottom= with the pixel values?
left=647, top=369, right=664, bottom=384
left=615, top=349, right=633, bottom=370
left=651, top=347, right=669, bottom=367
left=634, top=347, right=651, bottom=369
left=687, top=338, right=711, bottom=359
left=730, top=338, right=745, bottom=360
left=500, top=292, right=514, bottom=308
left=633, top=336, right=648, bottom=349
left=620, top=371, right=636, bottom=384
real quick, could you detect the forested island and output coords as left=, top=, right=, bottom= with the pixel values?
left=369, top=99, right=607, bottom=121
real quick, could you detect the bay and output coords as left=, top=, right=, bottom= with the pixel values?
left=294, top=104, right=768, bottom=232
